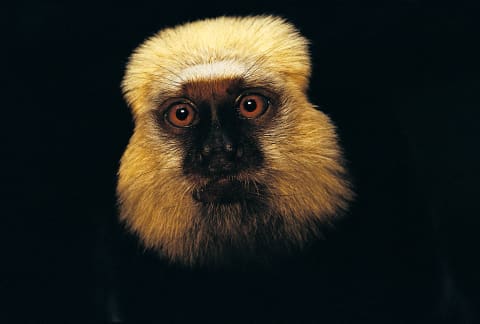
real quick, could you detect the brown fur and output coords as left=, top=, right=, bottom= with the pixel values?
left=118, top=16, right=354, bottom=266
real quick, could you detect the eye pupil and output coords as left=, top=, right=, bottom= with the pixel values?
left=244, top=99, right=257, bottom=112
left=176, top=107, right=189, bottom=120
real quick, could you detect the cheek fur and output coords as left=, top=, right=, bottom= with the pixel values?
left=258, top=102, right=353, bottom=222
left=117, top=131, right=197, bottom=248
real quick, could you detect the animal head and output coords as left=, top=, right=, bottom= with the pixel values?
left=117, top=16, right=353, bottom=266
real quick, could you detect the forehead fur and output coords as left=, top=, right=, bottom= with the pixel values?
left=122, top=16, right=311, bottom=117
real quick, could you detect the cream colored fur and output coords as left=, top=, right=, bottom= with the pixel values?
left=118, top=16, right=353, bottom=266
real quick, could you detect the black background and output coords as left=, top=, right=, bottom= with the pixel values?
left=4, top=0, right=480, bottom=322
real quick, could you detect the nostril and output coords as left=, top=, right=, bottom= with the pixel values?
left=202, top=145, right=212, bottom=157
left=224, top=143, right=234, bottom=153
left=236, top=145, right=244, bottom=158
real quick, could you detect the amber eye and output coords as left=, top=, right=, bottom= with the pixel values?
left=238, top=94, right=268, bottom=119
left=165, top=103, right=197, bottom=127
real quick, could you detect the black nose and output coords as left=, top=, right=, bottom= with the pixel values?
left=200, top=126, right=240, bottom=175
left=201, top=134, right=234, bottom=157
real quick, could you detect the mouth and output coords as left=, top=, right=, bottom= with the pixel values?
left=192, top=177, right=259, bottom=204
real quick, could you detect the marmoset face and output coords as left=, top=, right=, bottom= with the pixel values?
left=117, top=16, right=353, bottom=266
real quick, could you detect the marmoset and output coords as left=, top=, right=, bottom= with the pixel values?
left=117, top=15, right=353, bottom=266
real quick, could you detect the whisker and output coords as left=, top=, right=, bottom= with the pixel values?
left=242, top=55, right=269, bottom=78
left=126, top=169, right=159, bottom=184
left=151, top=63, right=186, bottom=84
left=126, top=69, right=184, bottom=88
